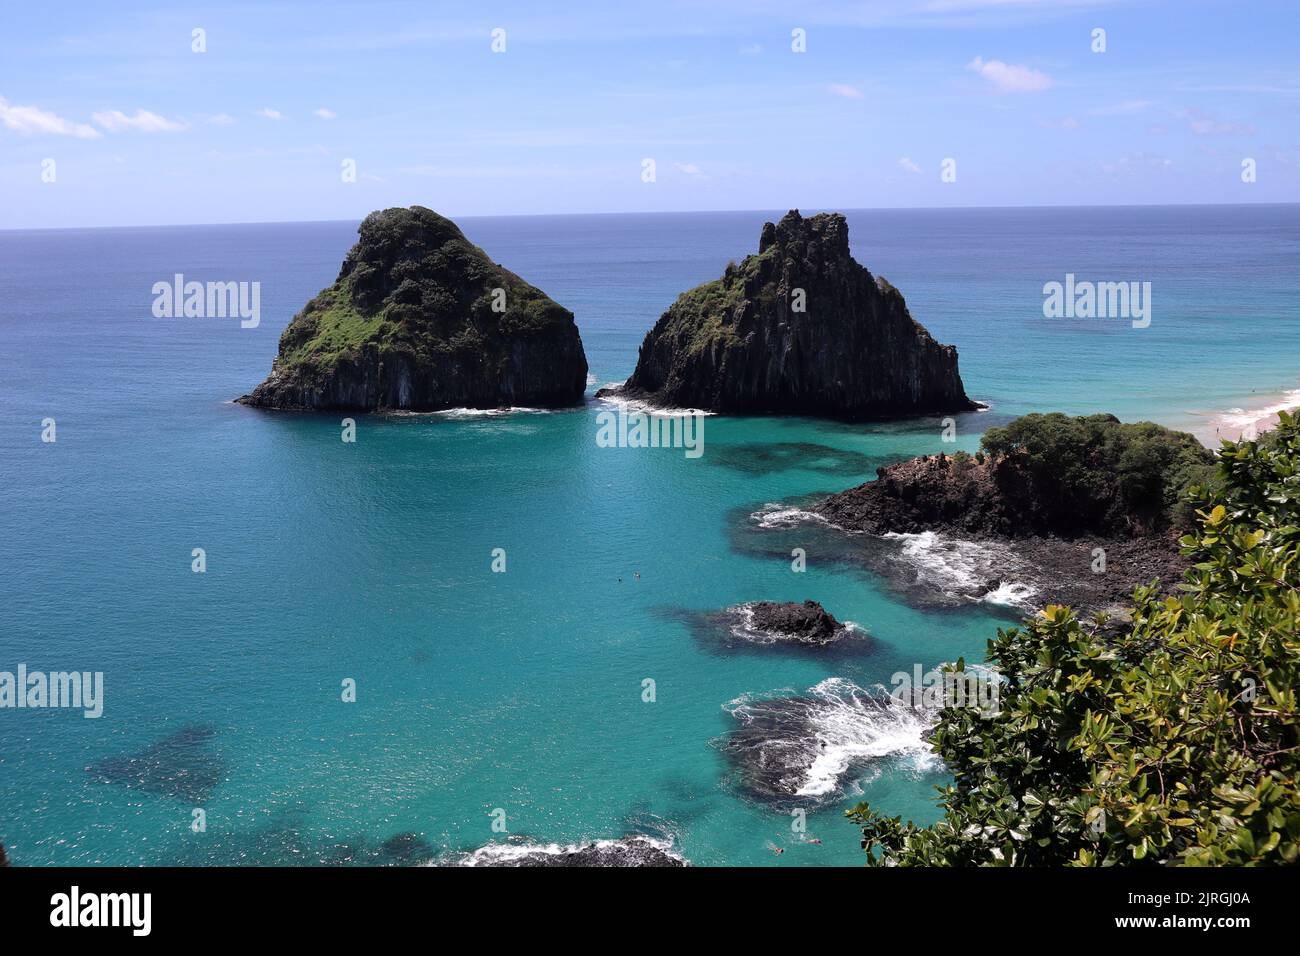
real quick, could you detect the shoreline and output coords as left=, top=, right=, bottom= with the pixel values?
left=1194, top=387, right=1300, bottom=445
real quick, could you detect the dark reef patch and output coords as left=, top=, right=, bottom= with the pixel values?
left=88, top=725, right=226, bottom=804
left=705, top=441, right=878, bottom=478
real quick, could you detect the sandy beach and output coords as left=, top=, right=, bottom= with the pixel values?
left=1201, top=387, right=1300, bottom=445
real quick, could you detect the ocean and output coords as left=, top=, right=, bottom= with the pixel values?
left=1, top=204, right=1297, bottom=866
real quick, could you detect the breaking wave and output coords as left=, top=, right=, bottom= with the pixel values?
left=718, top=677, right=939, bottom=804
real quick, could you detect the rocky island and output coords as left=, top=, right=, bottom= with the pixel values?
left=598, top=209, right=976, bottom=419
left=815, top=413, right=1218, bottom=612
left=239, top=206, right=588, bottom=411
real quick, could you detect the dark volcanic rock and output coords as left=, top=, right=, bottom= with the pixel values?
left=746, top=600, right=846, bottom=645
left=239, top=206, right=588, bottom=411
left=812, top=418, right=1213, bottom=612
left=447, top=836, right=686, bottom=867
left=598, top=209, right=976, bottom=419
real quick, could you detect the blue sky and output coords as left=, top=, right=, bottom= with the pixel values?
left=1, top=0, right=1297, bottom=227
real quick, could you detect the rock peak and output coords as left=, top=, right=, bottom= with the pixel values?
left=607, top=209, right=975, bottom=419
left=759, top=209, right=850, bottom=257
left=239, top=206, right=587, bottom=412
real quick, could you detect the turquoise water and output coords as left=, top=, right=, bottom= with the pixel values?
left=1, top=205, right=1297, bottom=866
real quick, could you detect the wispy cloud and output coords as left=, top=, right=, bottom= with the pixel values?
left=1101, top=152, right=1173, bottom=175
left=673, top=161, right=703, bottom=176
left=1088, top=99, right=1154, bottom=116
left=0, top=95, right=100, bottom=138
left=827, top=83, right=864, bottom=99
left=1185, top=109, right=1255, bottom=136
left=313, top=107, right=337, bottom=120
left=968, top=56, right=1051, bottom=93
left=92, top=109, right=187, bottom=133
left=1039, top=116, right=1081, bottom=130
left=898, top=156, right=922, bottom=174
left=256, top=107, right=283, bottom=120
left=208, top=113, right=236, bottom=126
left=738, top=43, right=763, bottom=55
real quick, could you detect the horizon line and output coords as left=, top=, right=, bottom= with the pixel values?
left=4, top=199, right=1297, bottom=234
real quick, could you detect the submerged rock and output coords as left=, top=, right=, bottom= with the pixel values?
left=239, top=206, right=588, bottom=411
left=599, top=209, right=975, bottom=419
left=718, top=678, right=937, bottom=806
left=88, top=725, right=226, bottom=803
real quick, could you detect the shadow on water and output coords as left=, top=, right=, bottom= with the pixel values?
left=88, top=725, right=227, bottom=804
left=164, top=806, right=437, bottom=866
left=704, top=441, right=881, bottom=478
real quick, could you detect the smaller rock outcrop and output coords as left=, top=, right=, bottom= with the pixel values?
left=812, top=413, right=1218, bottom=612
left=746, top=600, right=847, bottom=646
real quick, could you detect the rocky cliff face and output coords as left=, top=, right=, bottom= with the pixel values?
left=239, top=206, right=588, bottom=411
left=819, top=413, right=1215, bottom=539
left=813, top=414, right=1218, bottom=611
left=601, top=210, right=975, bottom=418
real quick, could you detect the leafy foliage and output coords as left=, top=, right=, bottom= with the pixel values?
left=848, top=413, right=1300, bottom=865
left=980, top=412, right=1217, bottom=532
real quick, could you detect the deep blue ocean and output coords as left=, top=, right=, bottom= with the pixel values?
left=2, top=205, right=1298, bottom=866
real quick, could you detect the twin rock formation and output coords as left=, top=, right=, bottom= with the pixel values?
left=241, top=206, right=973, bottom=418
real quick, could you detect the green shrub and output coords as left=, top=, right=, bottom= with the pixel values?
left=979, top=412, right=1216, bottom=532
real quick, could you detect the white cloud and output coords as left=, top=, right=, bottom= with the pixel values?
left=1039, top=116, right=1081, bottom=130
left=208, top=113, right=236, bottom=126
left=674, top=162, right=703, bottom=176
left=313, top=107, right=337, bottom=120
left=738, top=43, right=763, bottom=55
left=827, top=83, right=864, bottom=99
left=967, top=56, right=1051, bottom=93
left=256, top=107, right=283, bottom=120
left=92, top=109, right=188, bottom=133
left=0, top=95, right=100, bottom=138
left=898, top=156, right=922, bottom=174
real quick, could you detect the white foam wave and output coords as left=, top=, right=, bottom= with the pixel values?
left=594, top=389, right=716, bottom=418
left=382, top=405, right=557, bottom=420
left=1208, top=387, right=1300, bottom=440
left=444, top=835, right=681, bottom=867
left=794, top=678, right=938, bottom=796
left=980, top=580, right=1037, bottom=608
left=883, top=530, right=1032, bottom=607
left=726, top=677, right=938, bottom=799
left=749, top=502, right=838, bottom=531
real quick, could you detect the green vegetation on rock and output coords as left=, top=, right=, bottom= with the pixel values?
left=241, top=206, right=587, bottom=411
left=980, top=412, right=1218, bottom=532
